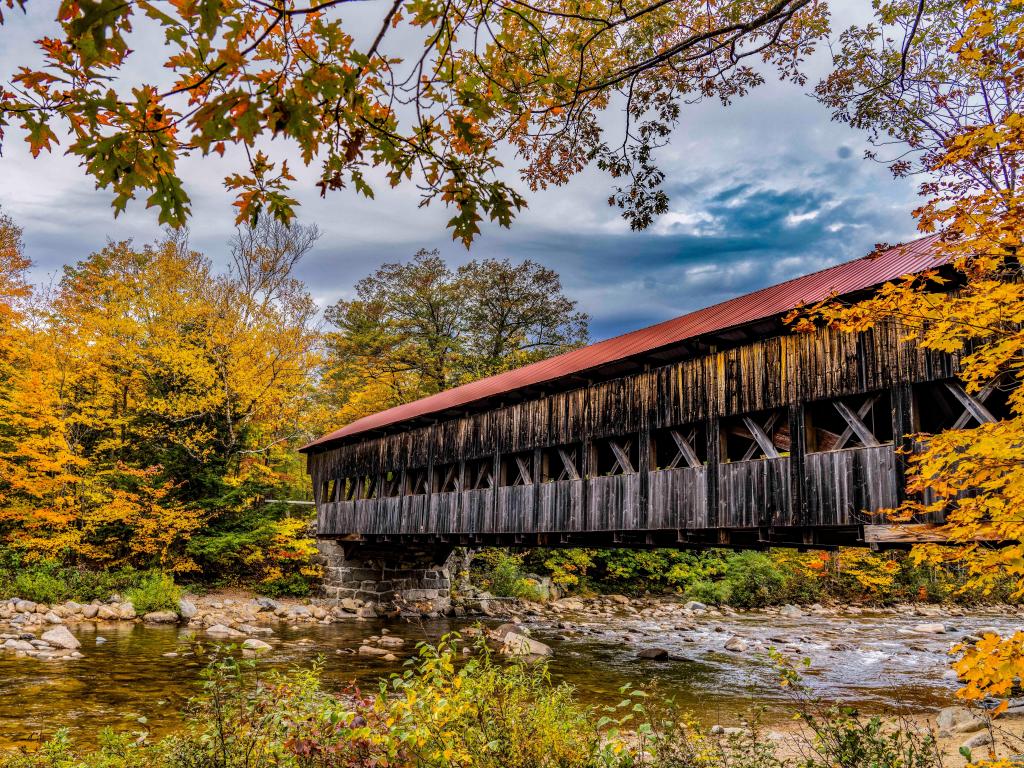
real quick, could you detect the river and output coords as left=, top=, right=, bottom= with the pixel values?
left=0, top=604, right=1018, bottom=748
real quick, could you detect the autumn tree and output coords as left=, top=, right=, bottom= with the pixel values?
left=0, top=0, right=827, bottom=243
left=323, top=249, right=588, bottom=421
left=0, top=217, right=323, bottom=584
left=809, top=0, right=1024, bottom=714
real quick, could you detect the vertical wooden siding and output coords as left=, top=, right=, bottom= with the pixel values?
left=310, top=321, right=960, bottom=537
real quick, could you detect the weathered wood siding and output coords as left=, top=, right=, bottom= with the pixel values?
left=805, top=445, right=898, bottom=526
left=310, top=320, right=961, bottom=539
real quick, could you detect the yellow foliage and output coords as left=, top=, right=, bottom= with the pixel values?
left=803, top=0, right=1024, bottom=711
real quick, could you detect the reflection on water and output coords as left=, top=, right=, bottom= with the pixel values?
left=0, top=608, right=1017, bottom=747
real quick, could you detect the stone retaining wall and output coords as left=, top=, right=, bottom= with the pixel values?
left=316, top=540, right=455, bottom=614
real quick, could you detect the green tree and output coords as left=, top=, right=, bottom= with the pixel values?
left=323, top=250, right=588, bottom=420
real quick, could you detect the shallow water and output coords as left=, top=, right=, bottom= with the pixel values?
left=0, top=607, right=1018, bottom=747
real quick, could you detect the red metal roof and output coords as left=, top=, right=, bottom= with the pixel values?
left=304, top=236, right=943, bottom=451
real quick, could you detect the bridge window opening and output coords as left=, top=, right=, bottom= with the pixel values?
left=464, top=457, right=494, bottom=490
left=355, top=474, right=378, bottom=500
left=324, top=477, right=358, bottom=501
left=915, top=378, right=1010, bottom=433
left=541, top=443, right=582, bottom=482
left=651, top=425, right=706, bottom=469
left=499, top=450, right=534, bottom=486
left=594, top=435, right=638, bottom=476
left=721, top=409, right=790, bottom=462
left=405, top=467, right=429, bottom=496
left=806, top=392, right=893, bottom=452
left=433, top=462, right=461, bottom=493
left=379, top=471, right=402, bottom=498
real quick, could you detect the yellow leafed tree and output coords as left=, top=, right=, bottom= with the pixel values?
left=810, top=0, right=1024, bottom=714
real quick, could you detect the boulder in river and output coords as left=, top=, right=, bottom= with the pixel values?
left=206, top=624, right=245, bottom=639
left=913, top=622, right=948, bottom=634
left=43, top=612, right=63, bottom=625
left=500, top=629, right=553, bottom=657
left=724, top=636, right=749, bottom=653
left=241, top=638, right=272, bottom=654
left=358, top=645, right=390, bottom=657
left=682, top=601, right=706, bottom=611
left=143, top=610, right=179, bottom=624
left=637, top=648, right=669, bottom=660
left=779, top=605, right=804, bottom=618
left=41, top=626, right=81, bottom=650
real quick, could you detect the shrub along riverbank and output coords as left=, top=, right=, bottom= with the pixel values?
left=472, top=547, right=1020, bottom=607
left=0, top=636, right=974, bottom=768
left=5, top=544, right=1018, bottom=613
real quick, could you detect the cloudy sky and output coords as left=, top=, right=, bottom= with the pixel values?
left=0, top=2, right=919, bottom=341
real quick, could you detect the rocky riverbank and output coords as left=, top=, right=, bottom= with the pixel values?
left=2, top=588, right=1023, bottom=757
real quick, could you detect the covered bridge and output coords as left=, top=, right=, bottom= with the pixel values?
left=303, top=237, right=1005, bottom=559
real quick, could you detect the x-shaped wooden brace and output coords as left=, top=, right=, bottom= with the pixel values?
left=741, top=413, right=780, bottom=460
left=511, top=455, right=533, bottom=486
left=470, top=461, right=493, bottom=490
left=608, top=438, right=635, bottom=474
left=408, top=470, right=429, bottom=495
left=666, top=428, right=701, bottom=469
left=833, top=395, right=881, bottom=449
left=436, top=464, right=460, bottom=493
left=555, top=447, right=581, bottom=480
left=381, top=473, right=401, bottom=498
left=945, top=381, right=997, bottom=427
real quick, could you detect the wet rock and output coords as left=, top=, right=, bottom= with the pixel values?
left=357, top=605, right=378, bottom=619
left=501, top=632, right=553, bottom=657
left=724, top=636, right=749, bottom=653
left=143, top=610, right=179, bottom=624
left=382, top=653, right=399, bottom=662
left=178, top=598, right=198, bottom=619
left=95, top=637, right=107, bottom=644
left=913, top=622, right=947, bottom=634
left=237, top=624, right=273, bottom=636
left=378, top=636, right=405, bottom=649
left=358, top=645, right=390, bottom=657
left=607, top=595, right=630, bottom=605
left=206, top=624, right=245, bottom=639
left=81, top=604, right=99, bottom=619
left=637, top=648, right=669, bottom=660
left=43, top=612, right=64, bottom=625
left=241, top=638, right=272, bottom=654
left=3, top=639, right=35, bottom=652
left=41, top=626, right=81, bottom=650
left=288, top=605, right=312, bottom=617
left=683, top=601, right=706, bottom=611
left=340, top=597, right=363, bottom=612
left=779, top=605, right=804, bottom=618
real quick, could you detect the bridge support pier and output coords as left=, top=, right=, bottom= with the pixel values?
left=316, top=539, right=455, bottom=615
